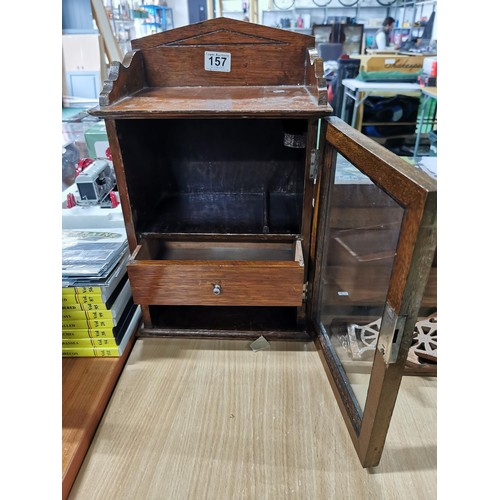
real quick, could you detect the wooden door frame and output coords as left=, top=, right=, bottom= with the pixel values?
left=309, top=116, right=437, bottom=467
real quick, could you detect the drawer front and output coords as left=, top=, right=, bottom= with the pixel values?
left=127, top=261, right=304, bottom=306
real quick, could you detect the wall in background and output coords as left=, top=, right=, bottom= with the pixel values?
left=63, top=0, right=97, bottom=33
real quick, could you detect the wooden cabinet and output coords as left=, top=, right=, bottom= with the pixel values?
left=91, top=18, right=436, bottom=468
left=128, top=239, right=305, bottom=307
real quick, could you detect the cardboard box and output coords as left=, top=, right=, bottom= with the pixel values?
left=352, top=55, right=424, bottom=73
left=365, top=18, right=385, bottom=28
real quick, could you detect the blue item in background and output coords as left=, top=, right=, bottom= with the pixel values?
left=361, top=95, right=420, bottom=138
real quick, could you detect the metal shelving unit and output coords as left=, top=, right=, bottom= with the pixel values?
left=137, top=4, right=174, bottom=35
left=390, top=0, right=436, bottom=44
left=260, top=0, right=436, bottom=49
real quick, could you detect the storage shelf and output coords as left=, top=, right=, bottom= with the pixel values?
left=144, top=193, right=303, bottom=235
left=93, top=86, right=330, bottom=117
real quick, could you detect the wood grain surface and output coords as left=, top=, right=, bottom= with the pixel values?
left=128, top=240, right=305, bottom=307
left=127, top=260, right=305, bottom=306
left=93, top=86, right=330, bottom=118
left=91, top=18, right=331, bottom=114
left=62, top=338, right=134, bottom=499
left=131, top=17, right=315, bottom=51
left=69, top=338, right=436, bottom=499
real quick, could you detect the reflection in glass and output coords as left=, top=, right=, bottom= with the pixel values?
left=318, top=154, right=404, bottom=415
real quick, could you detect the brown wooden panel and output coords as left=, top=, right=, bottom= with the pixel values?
left=139, top=240, right=296, bottom=261
left=325, top=118, right=435, bottom=206
left=98, top=50, right=145, bottom=106
left=141, top=45, right=307, bottom=87
left=89, top=18, right=331, bottom=116
left=305, top=48, right=327, bottom=106
left=62, top=338, right=134, bottom=499
left=103, top=119, right=137, bottom=250
left=127, top=261, right=304, bottom=306
left=131, top=17, right=315, bottom=50
left=167, top=30, right=285, bottom=45
left=139, top=329, right=311, bottom=340
left=91, top=86, right=330, bottom=118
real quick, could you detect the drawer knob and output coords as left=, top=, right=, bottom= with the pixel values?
left=212, top=284, right=221, bottom=295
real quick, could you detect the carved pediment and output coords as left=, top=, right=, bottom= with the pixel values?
left=132, top=17, right=313, bottom=50
left=160, top=29, right=286, bottom=46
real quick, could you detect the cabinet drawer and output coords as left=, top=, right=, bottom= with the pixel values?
left=127, top=240, right=305, bottom=306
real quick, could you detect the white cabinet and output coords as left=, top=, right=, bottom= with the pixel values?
left=62, top=34, right=107, bottom=104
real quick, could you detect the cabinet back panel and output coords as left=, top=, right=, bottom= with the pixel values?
left=116, top=118, right=306, bottom=234
left=140, top=45, right=307, bottom=88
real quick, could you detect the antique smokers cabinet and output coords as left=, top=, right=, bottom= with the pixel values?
left=91, top=18, right=437, bottom=468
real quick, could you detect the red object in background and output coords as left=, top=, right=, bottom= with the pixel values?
left=109, top=191, right=120, bottom=208
left=430, top=60, right=437, bottom=77
left=327, top=84, right=334, bottom=106
left=75, top=158, right=93, bottom=176
left=66, top=193, right=76, bottom=208
left=105, top=147, right=112, bottom=161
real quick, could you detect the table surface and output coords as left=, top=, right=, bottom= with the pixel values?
left=68, top=337, right=437, bottom=499
left=341, top=78, right=422, bottom=92
left=62, top=338, right=134, bottom=499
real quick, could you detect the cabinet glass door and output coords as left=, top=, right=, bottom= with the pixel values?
left=311, top=117, right=437, bottom=467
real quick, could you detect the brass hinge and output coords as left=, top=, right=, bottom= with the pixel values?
left=309, top=149, right=318, bottom=180
left=302, top=281, right=309, bottom=301
left=378, top=304, right=408, bottom=365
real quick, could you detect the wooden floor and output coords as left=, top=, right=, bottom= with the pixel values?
left=69, top=338, right=436, bottom=499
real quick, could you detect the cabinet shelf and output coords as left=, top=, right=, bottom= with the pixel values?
left=142, top=192, right=303, bottom=235
left=94, top=86, right=328, bottom=118
left=147, top=305, right=304, bottom=334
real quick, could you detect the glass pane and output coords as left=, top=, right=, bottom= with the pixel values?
left=318, top=153, right=405, bottom=415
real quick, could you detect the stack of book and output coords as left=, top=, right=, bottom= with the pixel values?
left=62, top=228, right=141, bottom=357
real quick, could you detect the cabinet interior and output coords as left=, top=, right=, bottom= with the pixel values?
left=117, top=118, right=307, bottom=236
left=116, top=117, right=311, bottom=335
left=135, top=239, right=299, bottom=262
left=148, top=305, right=303, bottom=334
